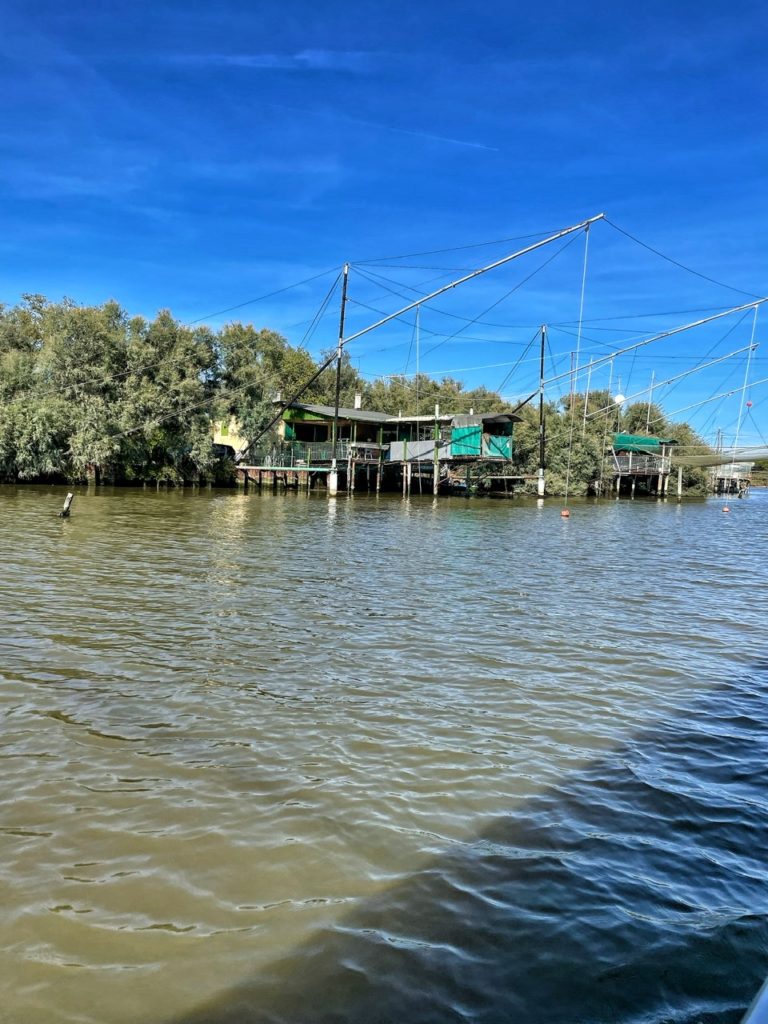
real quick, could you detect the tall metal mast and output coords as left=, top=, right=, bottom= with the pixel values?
left=238, top=214, right=608, bottom=463
left=329, top=262, right=349, bottom=496
left=537, top=325, right=546, bottom=497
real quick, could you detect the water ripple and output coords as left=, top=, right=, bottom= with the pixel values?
left=1, top=486, right=767, bottom=1023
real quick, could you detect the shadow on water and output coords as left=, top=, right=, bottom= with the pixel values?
left=164, top=664, right=768, bottom=1024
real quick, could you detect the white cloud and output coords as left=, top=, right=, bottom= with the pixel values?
left=171, top=50, right=381, bottom=74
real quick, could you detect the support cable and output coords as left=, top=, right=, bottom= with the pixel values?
left=420, top=232, right=583, bottom=360
left=543, top=300, right=768, bottom=391
left=187, top=267, right=340, bottom=325
left=604, top=219, right=765, bottom=300
left=584, top=343, right=758, bottom=420
left=564, top=227, right=591, bottom=505
left=727, top=307, right=758, bottom=484
left=297, top=273, right=342, bottom=349
left=354, top=227, right=565, bottom=263
left=495, top=329, right=540, bottom=394
left=598, top=359, right=615, bottom=497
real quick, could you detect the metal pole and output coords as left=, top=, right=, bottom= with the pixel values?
left=581, top=357, right=593, bottom=438
left=544, top=300, right=766, bottom=391
left=646, top=370, right=655, bottom=431
left=538, top=325, right=546, bottom=497
left=433, top=402, right=440, bottom=496
left=415, top=305, right=420, bottom=417
left=728, top=312, right=757, bottom=487
left=329, top=262, right=349, bottom=496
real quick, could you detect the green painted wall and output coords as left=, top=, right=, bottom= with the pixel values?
left=483, top=435, right=512, bottom=458
left=282, top=409, right=329, bottom=423
left=451, top=425, right=482, bottom=456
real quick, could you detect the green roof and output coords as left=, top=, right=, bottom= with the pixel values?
left=613, top=433, right=676, bottom=454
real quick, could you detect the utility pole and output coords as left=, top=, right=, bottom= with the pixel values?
left=329, top=262, right=349, bottom=496
left=538, top=325, right=546, bottom=497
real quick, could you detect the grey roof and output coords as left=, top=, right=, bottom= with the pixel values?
left=451, top=412, right=522, bottom=426
left=285, top=403, right=521, bottom=426
left=287, top=403, right=392, bottom=424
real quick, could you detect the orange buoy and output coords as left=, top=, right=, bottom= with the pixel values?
left=722, top=505, right=731, bottom=513
left=561, top=509, right=570, bottom=518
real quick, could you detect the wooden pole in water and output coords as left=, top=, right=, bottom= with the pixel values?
left=348, top=420, right=356, bottom=493
left=376, top=426, right=382, bottom=493
left=677, top=464, right=683, bottom=500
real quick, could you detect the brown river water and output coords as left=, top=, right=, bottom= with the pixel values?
left=2, top=485, right=767, bottom=1024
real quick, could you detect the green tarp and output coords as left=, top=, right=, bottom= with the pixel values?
left=613, top=433, right=675, bottom=454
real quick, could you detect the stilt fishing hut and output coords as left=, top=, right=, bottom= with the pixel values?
left=609, top=433, right=677, bottom=497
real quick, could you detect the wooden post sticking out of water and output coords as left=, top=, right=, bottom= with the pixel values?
left=433, top=403, right=440, bottom=496
left=58, top=493, right=74, bottom=518
left=677, top=464, right=683, bottom=501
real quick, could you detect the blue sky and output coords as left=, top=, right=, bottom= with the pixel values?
left=2, top=0, right=767, bottom=444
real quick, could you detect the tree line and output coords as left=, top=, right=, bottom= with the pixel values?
left=0, top=295, right=711, bottom=492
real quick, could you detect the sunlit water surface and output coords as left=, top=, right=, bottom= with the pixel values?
left=2, top=485, right=767, bottom=1024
